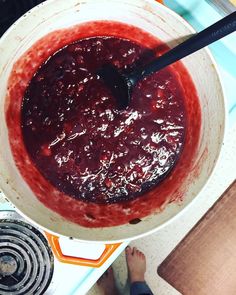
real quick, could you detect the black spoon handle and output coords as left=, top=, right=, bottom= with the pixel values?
left=131, top=11, right=236, bottom=83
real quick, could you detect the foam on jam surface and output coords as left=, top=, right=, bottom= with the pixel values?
left=21, top=36, right=185, bottom=204
left=6, top=21, right=201, bottom=226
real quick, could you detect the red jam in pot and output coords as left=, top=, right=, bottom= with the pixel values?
left=21, top=36, right=186, bottom=204
left=6, top=21, right=201, bottom=227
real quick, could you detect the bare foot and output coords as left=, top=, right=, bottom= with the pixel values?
left=125, top=246, right=146, bottom=283
left=97, top=267, right=120, bottom=295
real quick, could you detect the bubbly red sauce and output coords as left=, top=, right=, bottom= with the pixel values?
left=6, top=21, right=201, bottom=227
left=21, top=36, right=185, bottom=204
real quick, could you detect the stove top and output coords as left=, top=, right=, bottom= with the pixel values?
left=0, top=198, right=124, bottom=295
left=0, top=211, right=54, bottom=295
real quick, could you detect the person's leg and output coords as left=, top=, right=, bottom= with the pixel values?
left=97, top=267, right=120, bottom=295
left=126, top=246, right=154, bottom=295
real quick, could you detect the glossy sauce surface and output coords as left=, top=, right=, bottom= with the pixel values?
left=21, top=36, right=186, bottom=204
left=6, top=21, right=201, bottom=227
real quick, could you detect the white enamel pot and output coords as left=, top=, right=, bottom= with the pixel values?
left=0, top=0, right=226, bottom=243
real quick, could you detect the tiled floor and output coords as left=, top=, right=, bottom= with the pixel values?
left=88, top=126, right=236, bottom=295
left=87, top=234, right=181, bottom=295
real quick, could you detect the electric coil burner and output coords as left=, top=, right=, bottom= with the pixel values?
left=0, top=211, right=54, bottom=295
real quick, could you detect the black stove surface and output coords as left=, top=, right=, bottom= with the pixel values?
left=0, top=0, right=46, bottom=37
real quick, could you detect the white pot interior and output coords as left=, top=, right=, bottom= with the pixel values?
left=0, top=0, right=225, bottom=242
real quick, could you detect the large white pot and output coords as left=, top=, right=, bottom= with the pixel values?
left=0, top=0, right=225, bottom=243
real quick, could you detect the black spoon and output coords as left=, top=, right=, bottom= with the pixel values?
left=97, top=11, right=236, bottom=109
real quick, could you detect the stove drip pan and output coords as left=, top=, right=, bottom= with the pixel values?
left=0, top=211, right=54, bottom=295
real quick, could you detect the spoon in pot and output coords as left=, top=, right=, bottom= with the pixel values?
left=97, top=11, right=236, bottom=109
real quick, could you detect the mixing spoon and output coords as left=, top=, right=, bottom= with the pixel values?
left=98, top=11, right=236, bottom=109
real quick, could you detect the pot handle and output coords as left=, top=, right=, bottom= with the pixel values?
left=45, top=232, right=121, bottom=267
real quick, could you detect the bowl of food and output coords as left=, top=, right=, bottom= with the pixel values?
left=0, top=0, right=225, bottom=242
